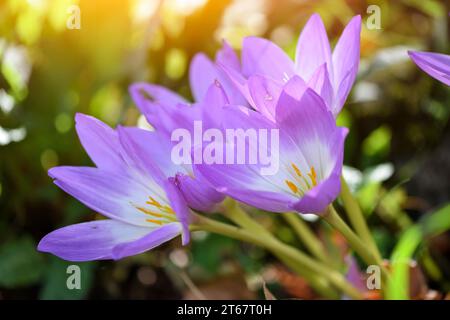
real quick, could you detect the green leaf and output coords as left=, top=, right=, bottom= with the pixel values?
left=386, top=203, right=450, bottom=299
left=0, top=236, right=46, bottom=288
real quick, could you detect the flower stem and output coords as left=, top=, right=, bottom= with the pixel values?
left=220, top=198, right=338, bottom=298
left=191, top=213, right=362, bottom=299
left=340, top=177, right=381, bottom=261
left=323, top=205, right=390, bottom=283
left=282, top=212, right=329, bottom=264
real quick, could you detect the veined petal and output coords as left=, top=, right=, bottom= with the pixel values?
left=190, top=53, right=247, bottom=106
left=332, top=15, right=361, bottom=106
left=408, top=51, right=450, bottom=86
left=195, top=106, right=298, bottom=212
left=117, top=127, right=182, bottom=179
left=291, top=127, right=347, bottom=214
left=295, top=14, right=333, bottom=82
left=163, top=178, right=191, bottom=245
left=216, top=40, right=240, bottom=71
left=218, top=62, right=255, bottom=107
left=112, top=222, right=182, bottom=260
left=189, top=53, right=219, bottom=102
left=248, top=75, right=282, bottom=122
left=75, top=113, right=124, bottom=172
left=200, top=81, right=230, bottom=130
left=38, top=220, right=155, bottom=261
left=242, top=37, right=295, bottom=83
left=129, top=82, right=187, bottom=116
left=49, top=166, right=154, bottom=226
left=175, top=173, right=225, bottom=212
left=307, top=64, right=334, bottom=114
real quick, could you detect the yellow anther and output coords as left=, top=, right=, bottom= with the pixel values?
left=147, top=196, right=162, bottom=208
left=146, top=219, right=163, bottom=225
left=308, top=166, right=317, bottom=187
left=146, top=197, right=175, bottom=215
left=291, top=163, right=302, bottom=177
left=136, top=206, right=164, bottom=218
left=285, top=180, right=299, bottom=194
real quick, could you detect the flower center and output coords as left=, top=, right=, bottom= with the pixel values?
left=133, top=196, right=177, bottom=225
left=284, top=163, right=318, bottom=196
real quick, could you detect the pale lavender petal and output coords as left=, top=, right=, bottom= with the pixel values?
left=200, top=81, right=230, bottom=130
left=307, top=64, right=334, bottom=114
left=49, top=166, right=152, bottom=226
left=219, top=187, right=295, bottom=213
left=295, top=14, right=333, bottom=82
left=129, top=82, right=187, bottom=116
left=117, top=127, right=180, bottom=179
left=75, top=113, right=124, bottom=172
left=194, top=106, right=298, bottom=212
left=291, top=127, right=347, bottom=214
left=112, top=222, right=182, bottom=260
left=248, top=75, right=282, bottom=121
left=332, top=15, right=361, bottom=107
left=175, top=173, right=225, bottom=212
left=117, top=126, right=166, bottom=186
left=189, top=53, right=219, bottom=102
left=163, top=178, right=191, bottom=245
left=408, top=51, right=450, bottom=86
left=242, top=37, right=295, bottom=83
left=190, top=53, right=247, bottom=106
left=38, top=220, right=154, bottom=261
left=345, top=255, right=367, bottom=292
left=218, top=62, right=255, bottom=107
left=216, top=40, right=240, bottom=71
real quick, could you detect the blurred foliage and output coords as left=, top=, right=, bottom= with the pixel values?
left=0, top=0, right=449, bottom=299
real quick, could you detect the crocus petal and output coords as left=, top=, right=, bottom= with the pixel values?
left=248, top=75, right=282, bottom=121
left=117, top=126, right=181, bottom=179
left=38, top=220, right=156, bottom=261
left=200, top=81, right=230, bottom=130
left=345, top=255, right=367, bottom=292
left=163, top=178, right=191, bottom=245
left=175, top=173, right=225, bottom=212
left=194, top=106, right=298, bottom=212
left=112, top=222, right=182, bottom=260
left=307, top=64, right=334, bottom=114
left=190, top=53, right=247, bottom=106
left=216, top=40, right=240, bottom=71
left=332, top=15, right=361, bottom=107
left=242, top=37, right=295, bottom=83
left=291, top=127, right=348, bottom=214
left=295, top=14, right=333, bottom=82
left=189, top=53, right=220, bottom=102
left=129, top=82, right=187, bottom=116
left=218, top=62, right=255, bottom=107
left=408, top=51, right=450, bottom=86
left=75, top=113, right=124, bottom=172
left=49, top=166, right=156, bottom=226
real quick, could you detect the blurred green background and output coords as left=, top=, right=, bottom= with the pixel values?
left=0, top=0, right=449, bottom=299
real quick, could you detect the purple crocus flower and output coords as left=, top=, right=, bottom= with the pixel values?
left=219, top=14, right=361, bottom=118
left=126, top=51, right=245, bottom=212
left=38, top=114, right=191, bottom=261
left=195, top=77, right=348, bottom=214
left=408, top=51, right=450, bottom=86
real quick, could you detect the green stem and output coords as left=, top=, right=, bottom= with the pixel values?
left=340, top=177, right=381, bottom=261
left=323, top=205, right=390, bottom=283
left=282, top=212, right=329, bottom=264
left=220, top=199, right=338, bottom=298
left=191, top=214, right=362, bottom=300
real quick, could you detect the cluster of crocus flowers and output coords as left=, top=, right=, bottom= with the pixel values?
left=39, top=14, right=361, bottom=264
